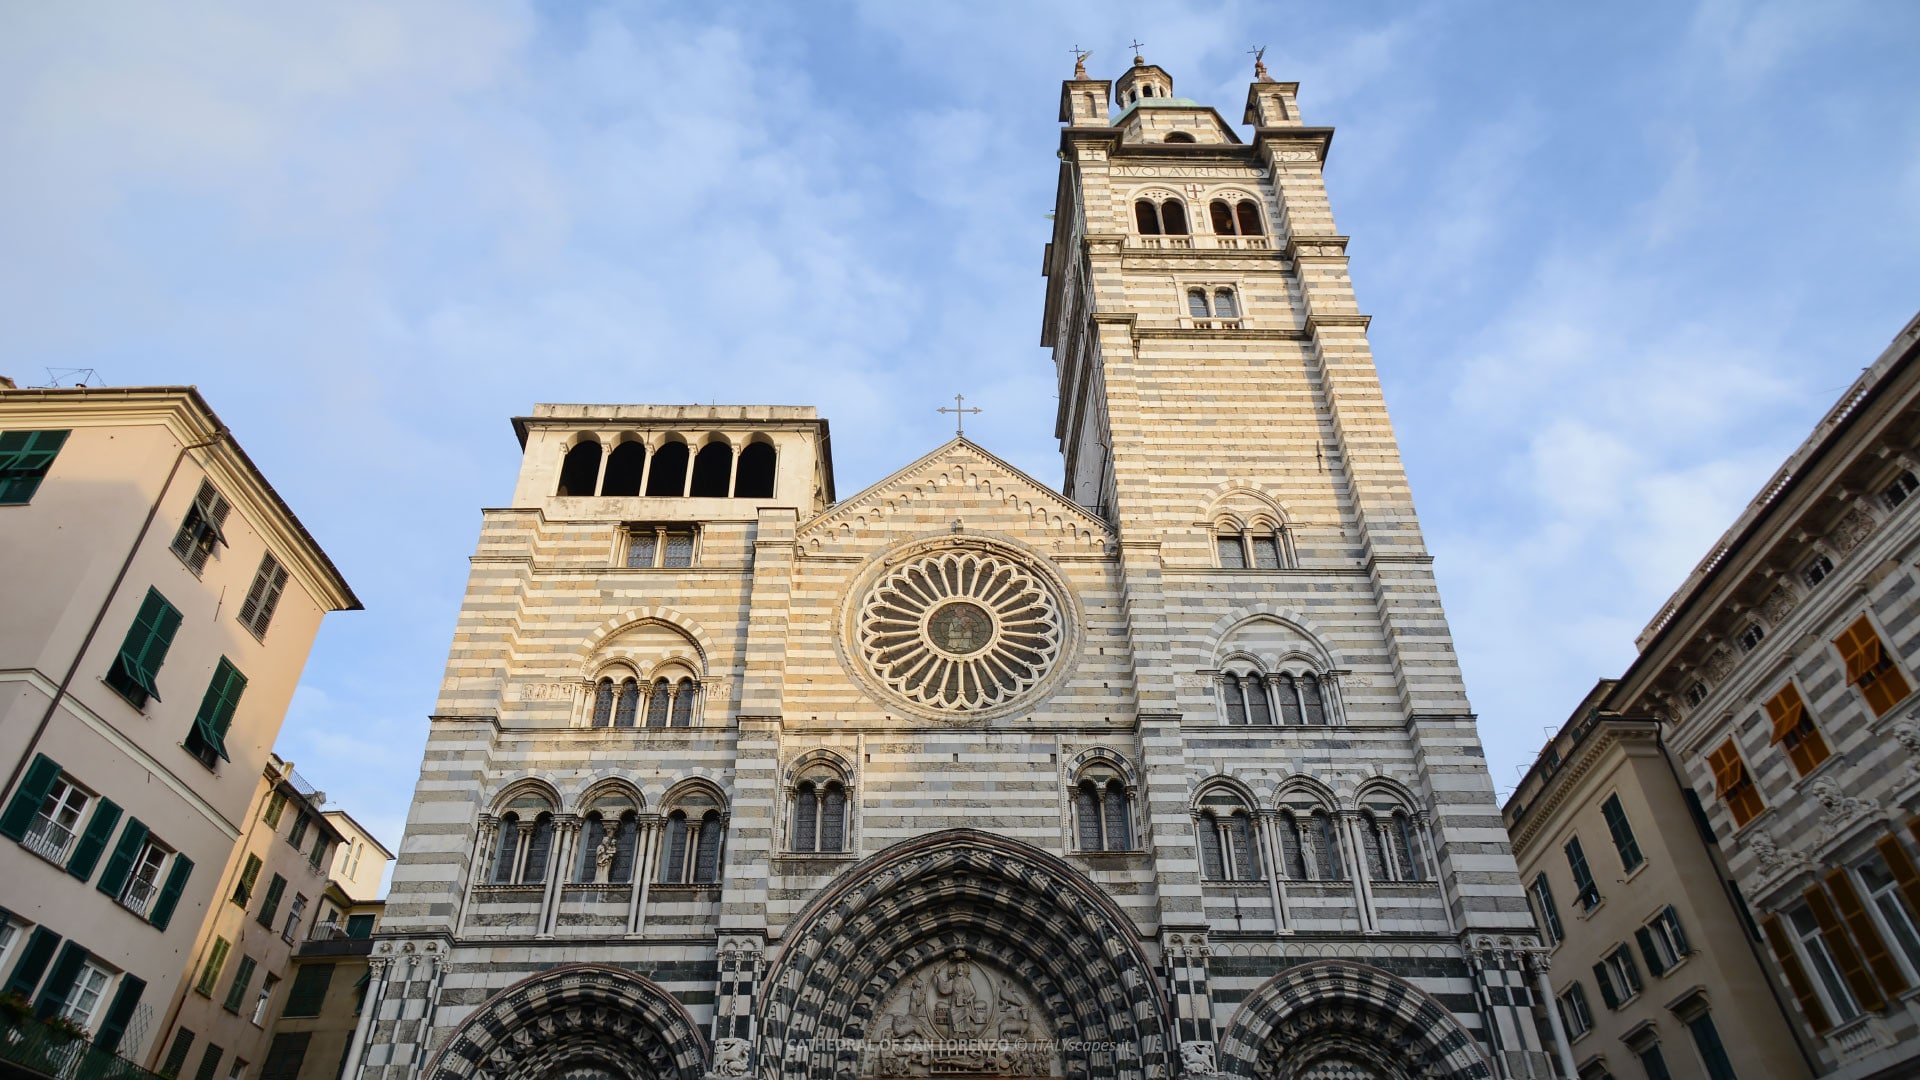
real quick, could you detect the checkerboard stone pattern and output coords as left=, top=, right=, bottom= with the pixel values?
left=355, top=62, right=1548, bottom=1080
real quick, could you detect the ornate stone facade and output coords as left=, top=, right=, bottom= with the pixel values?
left=352, top=58, right=1545, bottom=1080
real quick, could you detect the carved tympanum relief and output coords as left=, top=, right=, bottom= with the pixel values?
left=862, top=951, right=1058, bottom=1078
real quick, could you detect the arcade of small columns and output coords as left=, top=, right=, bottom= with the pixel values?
left=457, top=812, right=717, bottom=938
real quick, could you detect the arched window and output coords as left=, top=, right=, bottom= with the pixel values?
left=1165, top=131, right=1196, bottom=143
left=1277, top=811, right=1308, bottom=879
left=1236, top=200, right=1262, bottom=237
left=522, top=813, right=553, bottom=883
left=660, top=811, right=689, bottom=882
left=1160, top=199, right=1189, bottom=235
left=615, top=678, right=640, bottom=728
left=694, top=810, right=724, bottom=882
left=1246, top=677, right=1273, bottom=725
left=1214, top=288, right=1239, bottom=318
left=1076, top=782, right=1102, bottom=851
left=1301, top=674, right=1327, bottom=725
left=671, top=678, right=696, bottom=727
left=1188, top=289, right=1211, bottom=319
left=734, top=441, right=777, bottom=498
left=1197, top=790, right=1260, bottom=881
left=592, top=680, right=615, bottom=728
left=690, top=442, right=733, bottom=497
left=1275, top=674, right=1301, bottom=724
left=557, top=441, right=601, bottom=497
left=1210, top=200, right=1236, bottom=234
left=1102, top=781, right=1131, bottom=849
left=1272, top=672, right=1332, bottom=725
left=1249, top=530, right=1284, bottom=568
left=1310, top=810, right=1344, bottom=880
left=1360, top=812, right=1388, bottom=880
left=661, top=791, right=726, bottom=884
left=645, top=441, right=689, bottom=496
left=790, top=771, right=850, bottom=854
left=490, top=812, right=520, bottom=883
left=1198, top=812, right=1226, bottom=879
left=1391, top=811, right=1424, bottom=881
left=577, top=812, right=606, bottom=881
left=601, top=441, right=645, bottom=496
left=646, top=680, right=671, bottom=728
left=1135, top=200, right=1163, bottom=236
left=1216, top=530, right=1246, bottom=567
left=1222, top=676, right=1247, bottom=724
left=612, top=812, right=639, bottom=882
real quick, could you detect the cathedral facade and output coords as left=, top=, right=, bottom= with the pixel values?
left=357, top=58, right=1551, bottom=1080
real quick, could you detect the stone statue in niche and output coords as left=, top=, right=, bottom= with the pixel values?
left=863, top=951, right=1056, bottom=1077
left=594, top=832, right=618, bottom=882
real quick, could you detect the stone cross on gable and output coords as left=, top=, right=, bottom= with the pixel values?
left=937, top=394, right=983, bottom=437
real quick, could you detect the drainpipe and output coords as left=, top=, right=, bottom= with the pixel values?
left=2, top=428, right=228, bottom=805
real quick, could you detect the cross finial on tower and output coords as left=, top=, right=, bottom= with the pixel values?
left=1249, top=45, right=1270, bottom=81
left=1129, top=39, right=1146, bottom=64
left=937, top=394, right=983, bottom=437
left=1070, top=46, right=1090, bottom=79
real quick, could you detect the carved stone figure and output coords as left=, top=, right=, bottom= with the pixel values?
left=1180, top=1040, right=1219, bottom=1076
left=1812, top=776, right=1878, bottom=832
left=863, top=952, right=1054, bottom=1077
left=709, top=1037, right=752, bottom=1077
left=594, top=832, right=618, bottom=881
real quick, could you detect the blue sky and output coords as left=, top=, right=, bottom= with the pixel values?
left=5, top=2, right=1917, bottom=870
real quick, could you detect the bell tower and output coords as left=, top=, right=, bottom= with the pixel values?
left=1042, top=54, right=1555, bottom=1077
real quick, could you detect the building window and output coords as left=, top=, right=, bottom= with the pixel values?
left=17, top=771, right=90, bottom=864
left=1803, top=553, right=1834, bottom=588
left=1635, top=1044, right=1673, bottom=1080
left=1215, top=530, right=1247, bottom=567
left=1208, top=198, right=1264, bottom=237
left=282, top=964, right=334, bottom=1019
left=288, top=813, right=310, bottom=849
left=222, top=956, right=257, bottom=1014
left=0, top=429, right=70, bottom=504
left=488, top=812, right=554, bottom=885
left=600, top=441, right=645, bottom=496
left=255, top=874, right=287, bottom=928
left=117, top=835, right=170, bottom=917
left=1882, top=469, right=1918, bottom=510
left=556, top=439, right=601, bottom=497
left=1530, top=873, right=1564, bottom=944
left=281, top=893, right=308, bottom=943
left=1215, top=523, right=1291, bottom=568
left=1600, top=794, right=1644, bottom=872
left=659, top=807, right=726, bottom=885
left=1765, top=683, right=1829, bottom=776
left=1311, top=809, right=1344, bottom=880
left=791, top=770, right=850, bottom=854
left=237, top=553, right=289, bottom=640
left=106, top=587, right=182, bottom=709
left=231, top=855, right=263, bottom=907
left=1565, top=835, right=1600, bottom=911
left=169, top=481, right=231, bottom=575
left=1219, top=671, right=1273, bottom=725
left=1592, top=943, right=1643, bottom=1008
left=1683, top=681, right=1709, bottom=708
left=1134, top=197, right=1189, bottom=236
left=1738, top=623, right=1766, bottom=652
left=1860, top=849, right=1920, bottom=979
left=1637, top=905, right=1692, bottom=975
left=1685, top=1012, right=1738, bottom=1080
left=252, top=974, right=279, bottom=1026
left=186, top=658, right=247, bottom=767
left=1164, top=131, right=1195, bottom=143
left=1787, top=902, right=1862, bottom=1024
left=1269, top=672, right=1330, bottom=725
left=1197, top=807, right=1260, bottom=882
left=575, top=810, right=639, bottom=882
left=591, top=673, right=641, bottom=729
left=1708, top=739, right=1764, bottom=827
left=627, top=526, right=697, bottom=568
left=1074, top=771, right=1132, bottom=852
left=194, top=938, right=231, bottom=996
left=1557, top=982, right=1594, bottom=1039
left=1835, top=615, right=1912, bottom=717
left=1184, top=285, right=1242, bottom=326
left=57, top=959, right=112, bottom=1031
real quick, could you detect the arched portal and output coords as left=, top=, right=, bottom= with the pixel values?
left=1217, top=961, right=1493, bottom=1080
left=758, top=829, right=1172, bottom=1080
left=424, top=965, right=708, bottom=1080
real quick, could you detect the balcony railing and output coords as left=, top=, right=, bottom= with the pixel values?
left=117, top=877, right=156, bottom=919
left=0, top=1009, right=164, bottom=1080
left=21, top=817, right=75, bottom=864
left=1130, top=235, right=1271, bottom=251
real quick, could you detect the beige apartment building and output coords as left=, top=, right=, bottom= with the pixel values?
left=1603, top=311, right=1920, bottom=1080
left=1504, top=682, right=1810, bottom=1079
left=148, top=757, right=347, bottom=1080
left=260, top=894, right=386, bottom=1080
left=0, top=386, right=358, bottom=1067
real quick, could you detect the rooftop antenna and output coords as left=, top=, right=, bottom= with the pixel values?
left=42, top=367, right=102, bottom=389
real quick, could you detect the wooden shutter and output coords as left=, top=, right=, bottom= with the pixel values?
left=223, top=956, right=257, bottom=1013
left=1805, top=885, right=1885, bottom=1011
left=1826, top=869, right=1910, bottom=996
left=1766, top=685, right=1805, bottom=743
left=96, top=817, right=148, bottom=900
left=32, top=940, right=88, bottom=1019
left=284, top=964, right=334, bottom=1018
left=93, top=974, right=145, bottom=1053
left=234, top=854, right=262, bottom=905
left=149, top=852, right=195, bottom=930
left=1665, top=906, right=1693, bottom=955
left=191, top=660, right=247, bottom=762
left=0, top=754, right=62, bottom=841
left=260, top=1032, right=311, bottom=1080
left=1876, top=836, right=1920, bottom=918
left=1762, top=914, right=1832, bottom=1031
left=4, top=926, right=62, bottom=999
left=194, top=1042, right=224, bottom=1080
left=196, top=938, right=231, bottom=995
left=257, top=874, right=287, bottom=926
left=122, top=588, right=183, bottom=698
left=1591, top=962, right=1618, bottom=1009
left=1636, top=926, right=1668, bottom=976
left=65, top=796, right=121, bottom=881
left=162, top=1031, right=197, bottom=1079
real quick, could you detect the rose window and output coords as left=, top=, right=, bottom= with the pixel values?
left=856, top=549, right=1064, bottom=712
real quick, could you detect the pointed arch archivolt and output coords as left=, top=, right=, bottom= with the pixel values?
left=577, top=609, right=711, bottom=677
left=1202, top=606, right=1342, bottom=671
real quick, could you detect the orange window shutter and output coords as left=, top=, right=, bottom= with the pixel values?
left=1806, top=885, right=1887, bottom=1012
left=1789, top=725, right=1832, bottom=775
left=1710, top=742, right=1740, bottom=795
left=1767, top=686, right=1804, bottom=744
left=1763, top=913, right=1833, bottom=1032
left=1867, top=664, right=1912, bottom=717
left=1839, top=616, right=1879, bottom=683
left=1826, top=869, right=1910, bottom=997
left=1880, top=836, right=1920, bottom=919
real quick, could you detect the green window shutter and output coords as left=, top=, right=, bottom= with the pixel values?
left=149, top=852, right=195, bottom=930
left=110, top=588, right=182, bottom=705
left=194, top=1043, right=224, bottom=1080
left=161, top=1030, right=197, bottom=1079
left=1666, top=906, right=1692, bottom=955
left=3, top=926, right=62, bottom=999
left=96, top=817, right=151, bottom=899
left=194, top=937, right=230, bottom=995
left=0, top=429, right=70, bottom=504
left=32, top=941, right=88, bottom=1020
left=1, top=754, right=63, bottom=841
left=1592, top=962, right=1619, bottom=1009
left=189, top=659, right=246, bottom=763
left=257, top=874, right=287, bottom=928
left=232, top=854, right=262, bottom=906
left=345, top=913, right=375, bottom=939
left=65, top=796, right=121, bottom=881
left=222, top=956, right=257, bottom=1013
left=263, top=791, right=287, bottom=828
left=1636, top=925, right=1667, bottom=976
left=260, top=1032, right=310, bottom=1080
left=93, top=974, right=145, bottom=1053
left=283, top=964, right=334, bottom=1018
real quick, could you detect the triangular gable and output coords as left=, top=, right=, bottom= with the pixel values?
left=798, top=438, right=1113, bottom=557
